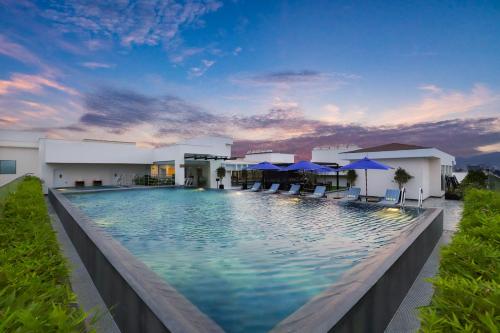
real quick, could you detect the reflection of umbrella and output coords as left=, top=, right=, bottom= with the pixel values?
left=338, top=157, right=392, bottom=201
left=284, top=160, right=335, bottom=173
left=246, top=162, right=283, bottom=171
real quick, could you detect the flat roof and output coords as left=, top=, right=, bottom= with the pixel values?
left=343, top=143, right=429, bottom=153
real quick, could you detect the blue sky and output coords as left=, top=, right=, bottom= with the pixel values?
left=0, top=0, right=499, bottom=157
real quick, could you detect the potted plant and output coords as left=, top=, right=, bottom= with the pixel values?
left=241, top=169, right=248, bottom=190
left=394, top=167, right=413, bottom=189
left=346, top=170, right=357, bottom=187
left=217, top=166, right=226, bottom=189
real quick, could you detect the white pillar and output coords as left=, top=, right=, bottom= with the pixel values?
left=174, top=159, right=185, bottom=186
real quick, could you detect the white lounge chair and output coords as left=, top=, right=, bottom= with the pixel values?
left=379, top=189, right=401, bottom=205
left=308, top=185, right=326, bottom=198
left=264, top=183, right=280, bottom=194
left=340, top=187, right=361, bottom=201
left=249, top=182, right=262, bottom=192
left=283, top=184, right=300, bottom=195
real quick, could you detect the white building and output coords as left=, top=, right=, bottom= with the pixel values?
left=1, top=130, right=233, bottom=192
left=311, top=145, right=361, bottom=188
left=340, top=143, right=455, bottom=200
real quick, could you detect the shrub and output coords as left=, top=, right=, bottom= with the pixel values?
left=394, top=167, right=413, bottom=189
left=346, top=170, right=357, bottom=187
left=461, top=170, right=488, bottom=189
left=0, top=176, right=90, bottom=332
left=419, top=189, right=500, bottom=332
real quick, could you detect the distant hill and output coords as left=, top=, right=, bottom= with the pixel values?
left=456, top=152, right=500, bottom=169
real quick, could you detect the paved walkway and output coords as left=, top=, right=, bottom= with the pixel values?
left=46, top=198, right=121, bottom=333
left=385, top=198, right=463, bottom=332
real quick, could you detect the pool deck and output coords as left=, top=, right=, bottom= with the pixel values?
left=385, top=197, right=463, bottom=333
left=46, top=190, right=462, bottom=333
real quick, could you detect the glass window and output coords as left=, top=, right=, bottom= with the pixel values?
left=0, top=160, right=16, bottom=174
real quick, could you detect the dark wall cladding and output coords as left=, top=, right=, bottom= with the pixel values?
left=273, top=208, right=443, bottom=333
left=50, top=188, right=443, bottom=333
left=48, top=189, right=224, bottom=333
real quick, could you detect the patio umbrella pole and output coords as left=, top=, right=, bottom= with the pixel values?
left=365, top=169, right=368, bottom=202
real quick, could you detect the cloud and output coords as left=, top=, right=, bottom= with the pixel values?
left=0, top=73, right=79, bottom=95
left=230, top=70, right=360, bottom=90
left=233, top=46, right=242, bottom=55
left=169, top=47, right=206, bottom=64
left=188, top=59, right=215, bottom=77
left=80, top=87, right=222, bottom=133
left=419, top=84, right=442, bottom=94
left=0, top=34, right=41, bottom=66
left=232, top=117, right=500, bottom=159
left=378, top=84, right=499, bottom=125
left=40, top=1, right=223, bottom=48
left=80, top=62, right=115, bottom=69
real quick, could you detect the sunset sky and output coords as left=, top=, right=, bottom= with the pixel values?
left=1, top=1, right=499, bottom=159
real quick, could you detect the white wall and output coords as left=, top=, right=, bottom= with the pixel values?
left=42, top=139, right=152, bottom=164
left=0, top=146, right=39, bottom=186
left=346, top=158, right=433, bottom=200
left=244, top=152, right=295, bottom=163
left=311, top=145, right=360, bottom=165
left=45, top=163, right=149, bottom=188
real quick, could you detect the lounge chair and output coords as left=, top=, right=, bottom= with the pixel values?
left=249, top=182, right=262, bottom=192
left=378, top=189, right=401, bottom=205
left=264, top=183, right=280, bottom=194
left=308, top=185, right=326, bottom=198
left=340, top=187, right=361, bottom=201
left=283, top=184, right=300, bottom=195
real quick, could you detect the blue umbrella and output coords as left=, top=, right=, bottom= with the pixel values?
left=284, top=160, right=335, bottom=173
left=246, top=162, right=283, bottom=171
left=338, top=157, right=393, bottom=201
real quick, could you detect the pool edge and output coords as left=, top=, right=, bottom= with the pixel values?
left=272, top=206, right=443, bottom=333
left=49, top=188, right=224, bottom=333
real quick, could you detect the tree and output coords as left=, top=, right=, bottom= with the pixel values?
left=394, top=167, right=413, bottom=189
left=216, top=166, right=226, bottom=189
left=346, top=170, right=357, bottom=187
left=462, top=170, right=487, bottom=189
left=216, top=166, right=226, bottom=180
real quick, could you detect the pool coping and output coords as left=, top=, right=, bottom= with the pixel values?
left=50, top=187, right=443, bottom=333
left=272, top=205, right=443, bottom=333
left=49, top=188, right=224, bottom=333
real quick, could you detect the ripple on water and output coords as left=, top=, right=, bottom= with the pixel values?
left=66, top=188, right=422, bottom=333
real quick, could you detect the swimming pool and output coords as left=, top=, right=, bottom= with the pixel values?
left=63, top=188, right=424, bottom=333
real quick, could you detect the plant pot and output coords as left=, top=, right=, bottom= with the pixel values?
left=219, top=184, right=225, bottom=189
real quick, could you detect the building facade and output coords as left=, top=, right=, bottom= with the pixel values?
left=340, top=143, right=455, bottom=200
left=1, top=130, right=233, bottom=192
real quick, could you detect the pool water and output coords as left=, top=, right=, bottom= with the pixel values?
left=65, top=188, right=422, bottom=333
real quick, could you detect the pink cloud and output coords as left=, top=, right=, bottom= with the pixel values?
left=0, top=34, right=41, bottom=66
left=0, top=73, right=79, bottom=96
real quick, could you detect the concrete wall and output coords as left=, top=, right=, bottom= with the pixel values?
left=0, top=146, right=39, bottom=186
left=44, top=163, right=149, bottom=189
left=348, top=158, right=432, bottom=200
left=244, top=152, right=295, bottom=163
left=312, top=145, right=360, bottom=165
left=42, top=139, right=152, bottom=164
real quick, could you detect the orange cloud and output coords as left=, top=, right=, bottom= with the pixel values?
left=378, top=84, right=499, bottom=125
left=0, top=73, right=78, bottom=96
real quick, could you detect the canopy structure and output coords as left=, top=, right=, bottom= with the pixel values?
left=338, top=157, right=393, bottom=201
left=246, top=162, right=283, bottom=171
left=284, top=160, right=335, bottom=173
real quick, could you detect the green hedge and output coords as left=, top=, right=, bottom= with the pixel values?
left=0, top=177, right=90, bottom=332
left=419, top=189, right=500, bottom=332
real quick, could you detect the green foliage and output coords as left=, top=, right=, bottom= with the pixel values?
left=393, top=167, right=413, bottom=189
left=419, top=189, right=500, bottom=332
left=241, top=169, right=248, bottom=181
left=216, top=166, right=226, bottom=180
left=346, top=170, right=357, bottom=186
left=462, top=170, right=488, bottom=189
left=0, top=177, right=91, bottom=332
